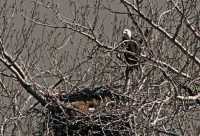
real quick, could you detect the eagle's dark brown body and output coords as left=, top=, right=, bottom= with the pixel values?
left=54, top=86, right=114, bottom=112
left=123, top=39, right=141, bottom=67
left=65, top=87, right=112, bottom=112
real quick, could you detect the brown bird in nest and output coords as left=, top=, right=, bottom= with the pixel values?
left=60, top=86, right=114, bottom=112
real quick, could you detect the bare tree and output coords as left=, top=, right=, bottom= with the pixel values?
left=0, top=0, right=200, bottom=135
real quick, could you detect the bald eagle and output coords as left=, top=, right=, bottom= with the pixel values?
left=120, top=29, right=143, bottom=91
left=122, top=29, right=142, bottom=79
left=122, top=29, right=141, bottom=67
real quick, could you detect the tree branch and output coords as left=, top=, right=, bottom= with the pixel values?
left=121, top=0, right=200, bottom=67
left=0, top=40, right=46, bottom=106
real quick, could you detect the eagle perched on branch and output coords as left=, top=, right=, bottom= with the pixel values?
left=122, top=29, right=141, bottom=67
left=122, top=29, right=142, bottom=81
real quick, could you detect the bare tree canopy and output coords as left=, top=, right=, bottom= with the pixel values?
left=0, top=0, right=200, bottom=135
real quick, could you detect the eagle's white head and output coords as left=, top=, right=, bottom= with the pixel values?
left=123, top=29, right=132, bottom=40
